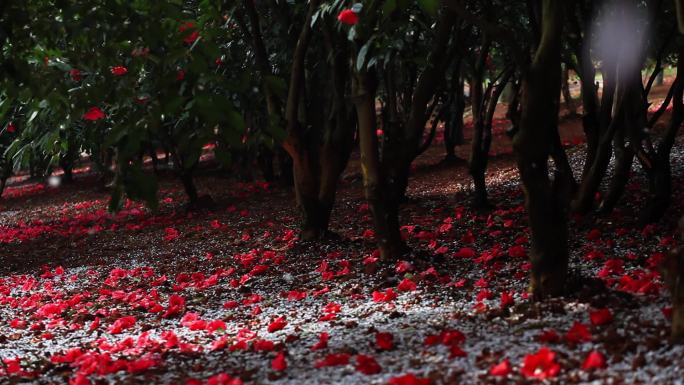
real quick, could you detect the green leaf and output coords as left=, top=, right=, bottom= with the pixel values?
left=224, top=108, right=245, bottom=131
left=27, top=110, right=39, bottom=124
left=356, top=39, right=372, bottom=72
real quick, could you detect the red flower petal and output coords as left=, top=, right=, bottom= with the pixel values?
left=398, top=278, right=417, bottom=292
left=589, top=308, right=613, bottom=326
left=376, top=332, right=394, bottom=350
left=267, top=316, right=287, bottom=333
left=272, top=351, right=287, bottom=371
left=581, top=350, right=607, bottom=370
left=355, top=354, right=382, bottom=375
left=490, top=359, right=511, bottom=376
left=520, top=347, right=561, bottom=379
left=387, top=373, right=431, bottom=385
left=110, top=66, right=128, bottom=76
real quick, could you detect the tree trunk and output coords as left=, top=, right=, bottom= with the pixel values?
left=513, top=0, right=568, bottom=300
left=292, top=151, right=325, bottom=239
left=279, top=10, right=354, bottom=240
left=241, top=0, right=282, bottom=120
left=468, top=39, right=490, bottom=207
left=664, top=216, right=684, bottom=343
left=576, top=51, right=599, bottom=180
left=572, top=65, right=622, bottom=214
left=470, top=64, right=511, bottom=208
left=561, top=64, right=577, bottom=116
left=444, top=63, right=465, bottom=162
left=353, top=70, right=406, bottom=260
left=505, top=78, right=522, bottom=135
left=598, top=125, right=634, bottom=213
left=282, top=0, right=328, bottom=239
left=180, top=171, right=198, bottom=204
left=60, top=158, right=74, bottom=183
left=257, top=145, right=275, bottom=182
left=392, top=10, right=456, bottom=198
left=0, top=172, right=8, bottom=199
left=639, top=45, right=684, bottom=223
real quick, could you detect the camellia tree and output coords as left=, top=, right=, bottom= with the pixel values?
left=1, top=1, right=250, bottom=209
left=344, top=0, right=461, bottom=260
left=2, top=2, right=684, bottom=344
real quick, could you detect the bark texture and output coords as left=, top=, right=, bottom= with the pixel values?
left=513, top=0, right=570, bottom=300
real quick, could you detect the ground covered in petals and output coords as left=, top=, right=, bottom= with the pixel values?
left=1, top=117, right=684, bottom=385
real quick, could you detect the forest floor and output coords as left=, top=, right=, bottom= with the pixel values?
left=1, top=85, right=684, bottom=384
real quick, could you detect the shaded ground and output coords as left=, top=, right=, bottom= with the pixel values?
left=1, top=85, right=683, bottom=384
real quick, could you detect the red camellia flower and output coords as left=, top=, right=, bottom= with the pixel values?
left=398, top=278, right=417, bottom=291
left=376, top=332, right=394, bottom=350
left=110, top=66, right=128, bottom=76
left=163, top=294, right=185, bottom=318
left=83, top=107, right=105, bottom=121
left=253, top=340, right=275, bottom=352
left=177, top=70, right=186, bottom=81
left=355, top=354, right=382, bottom=375
left=337, top=9, right=359, bottom=25
left=520, top=347, right=561, bottom=379
left=589, top=308, right=613, bottom=326
left=311, top=332, right=329, bottom=350
left=267, top=316, right=287, bottom=333
left=6, top=123, right=16, bottom=133
left=387, top=374, right=431, bottom=385
left=108, top=316, right=136, bottom=334
left=372, top=288, right=398, bottom=302
left=70, top=69, right=82, bottom=81
left=500, top=291, right=515, bottom=309
left=454, top=247, right=476, bottom=258
left=490, top=359, right=512, bottom=376
left=565, top=321, right=592, bottom=343
left=178, top=21, right=200, bottom=44
left=184, top=31, right=200, bottom=44
left=272, top=351, right=287, bottom=371
left=314, top=353, right=351, bottom=368
left=537, top=329, right=560, bottom=343
left=581, top=350, right=607, bottom=370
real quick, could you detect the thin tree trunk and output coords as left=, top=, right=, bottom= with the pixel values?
left=241, top=0, right=281, bottom=120
left=282, top=0, right=326, bottom=239
left=599, top=67, right=646, bottom=214
left=577, top=49, right=600, bottom=180
left=505, top=78, right=522, bottom=135
left=468, top=38, right=491, bottom=207
left=572, top=65, right=621, bottom=213
left=444, top=62, right=465, bottom=162
left=664, top=216, right=684, bottom=343
left=599, top=125, right=634, bottom=213
left=257, top=145, right=275, bottom=182
left=639, top=45, right=684, bottom=223
left=470, top=67, right=512, bottom=208
left=0, top=173, right=7, bottom=198
left=513, top=0, right=568, bottom=300
left=180, top=171, right=198, bottom=204
left=561, top=65, right=577, bottom=116
left=353, top=70, right=406, bottom=260
left=395, top=9, right=457, bottom=189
